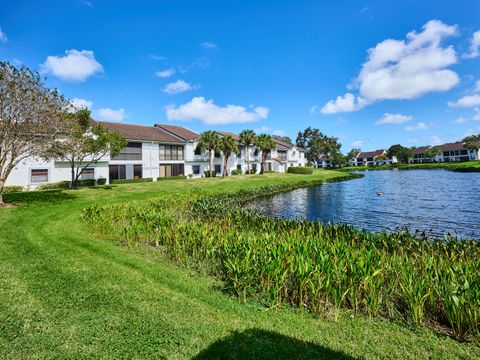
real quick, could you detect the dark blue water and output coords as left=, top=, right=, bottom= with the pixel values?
left=251, top=169, right=480, bottom=240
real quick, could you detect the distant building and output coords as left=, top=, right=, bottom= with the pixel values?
left=409, top=142, right=480, bottom=163
left=349, top=150, right=397, bottom=166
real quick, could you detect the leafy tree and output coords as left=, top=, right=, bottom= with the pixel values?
left=424, top=146, right=442, bottom=161
left=218, top=135, right=238, bottom=177
left=48, top=108, right=127, bottom=189
left=0, top=62, right=65, bottom=206
left=296, top=127, right=342, bottom=163
left=239, top=129, right=256, bottom=174
left=330, top=153, right=347, bottom=167
left=198, top=131, right=220, bottom=178
left=463, top=134, right=480, bottom=151
left=271, top=135, right=292, bottom=144
left=347, top=148, right=361, bottom=160
left=388, top=144, right=413, bottom=164
left=256, top=134, right=276, bottom=174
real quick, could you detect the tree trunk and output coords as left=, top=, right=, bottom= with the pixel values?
left=246, top=145, right=250, bottom=174
left=260, top=153, right=265, bottom=174
left=70, top=162, right=77, bottom=190
left=223, top=155, right=228, bottom=177
left=0, top=179, right=5, bottom=206
left=209, top=149, right=213, bottom=178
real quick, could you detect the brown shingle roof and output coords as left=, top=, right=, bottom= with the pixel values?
left=357, top=149, right=386, bottom=158
left=215, top=131, right=242, bottom=144
left=155, top=124, right=200, bottom=141
left=272, top=138, right=294, bottom=149
left=96, top=121, right=183, bottom=143
left=413, top=146, right=431, bottom=155
left=441, top=142, right=466, bottom=152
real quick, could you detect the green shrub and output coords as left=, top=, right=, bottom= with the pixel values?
left=77, top=179, right=97, bottom=187
left=287, top=166, right=313, bottom=174
left=2, top=185, right=24, bottom=193
left=37, top=181, right=70, bottom=190
left=204, top=171, right=217, bottom=177
left=110, top=178, right=153, bottom=184
left=263, top=170, right=276, bottom=174
left=157, top=175, right=187, bottom=181
left=231, top=169, right=242, bottom=176
left=97, top=178, right=107, bottom=185
left=247, top=169, right=256, bottom=174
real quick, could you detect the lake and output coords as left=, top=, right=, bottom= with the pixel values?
left=250, top=169, right=480, bottom=240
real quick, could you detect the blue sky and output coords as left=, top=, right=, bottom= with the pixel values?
left=1, top=0, right=479, bottom=151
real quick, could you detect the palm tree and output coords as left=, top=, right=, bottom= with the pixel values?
left=239, top=129, right=256, bottom=174
left=256, top=134, right=276, bottom=174
left=218, top=135, right=238, bottom=177
left=197, top=131, right=220, bottom=178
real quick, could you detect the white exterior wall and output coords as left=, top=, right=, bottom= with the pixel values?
left=6, top=156, right=109, bottom=189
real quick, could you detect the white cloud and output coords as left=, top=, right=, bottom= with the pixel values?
left=41, top=49, right=103, bottom=81
left=309, top=105, right=318, bottom=115
left=352, top=140, right=364, bottom=147
left=162, top=80, right=193, bottom=94
left=97, top=108, right=126, bottom=122
left=463, top=31, right=480, bottom=59
left=166, top=97, right=269, bottom=125
left=405, top=122, right=428, bottom=131
left=406, top=135, right=442, bottom=145
left=0, top=27, right=7, bottom=43
left=149, top=54, right=167, bottom=61
left=375, top=113, right=412, bottom=125
left=474, top=108, right=480, bottom=121
left=201, top=42, right=217, bottom=49
left=155, top=68, right=175, bottom=78
left=254, top=126, right=285, bottom=136
left=448, top=94, right=480, bottom=108
left=71, top=98, right=93, bottom=110
left=321, top=20, right=459, bottom=113
left=454, top=116, right=469, bottom=124
left=320, top=93, right=369, bottom=114
left=475, top=80, right=480, bottom=93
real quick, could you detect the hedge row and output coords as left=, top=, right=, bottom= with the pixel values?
left=110, top=177, right=153, bottom=184
left=157, top=175, right=187, bottom=181
left=37, top=178, right=107, bottom=190
left=287, top=166, right=313, bottom=174
left=2, top=185, right=24, bottom=193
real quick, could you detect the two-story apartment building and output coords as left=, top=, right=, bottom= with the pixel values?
left=349, top=150, right=397, bottom=166
left=409, top=142, right=480, bottom=163
left=5, top=120, right=306, bottom=188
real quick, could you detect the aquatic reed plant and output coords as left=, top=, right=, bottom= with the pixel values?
left=82, top=182, right=480, bottom=340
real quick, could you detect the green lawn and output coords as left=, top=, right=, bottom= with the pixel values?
left=340, top=160, right=480, bottom=172
left=1, top=170, right=479, bottom=359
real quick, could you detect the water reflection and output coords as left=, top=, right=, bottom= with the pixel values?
left=250, top=169, right=480, bottom=239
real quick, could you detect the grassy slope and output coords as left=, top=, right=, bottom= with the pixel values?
left=340, top=160, right=480, bottom=172
left=0, top=170, right=479, bottom=359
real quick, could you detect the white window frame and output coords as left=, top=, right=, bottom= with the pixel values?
left=30, top=168, right=50, bottom=184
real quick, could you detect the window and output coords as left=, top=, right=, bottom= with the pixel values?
left=194, top=146, right=202, bottom=155
left=236, top=146, right=243, bottom=158
left=31, top=169, right=48, bottom=183
left=159, top=145, right=184, bottom=160
left=253, top=149, right=259, bottom=156
left=112, top=142, right=142, bottom=161
left=80, top=168, right=95, bottom=180
left=192, top=165, right=200, bottom=175
left=109, top=165, right=126, bottom=181
left=159, top=164, right=184, bottom=177
left=252, top=164, right=257, bottom=172
left=214, top=150, right=221, bottom=158
left=214, top=164, right=221, bottom=174
left=292, top=150, right=296, bottom=156
left=278, top=151, right=287, bottom=161
left=236, top=164, right=241, bottom=171
left=134, top=164, right=143, bottom=179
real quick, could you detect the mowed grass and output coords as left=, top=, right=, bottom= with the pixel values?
left=0, top=170, right=479, bottom=359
